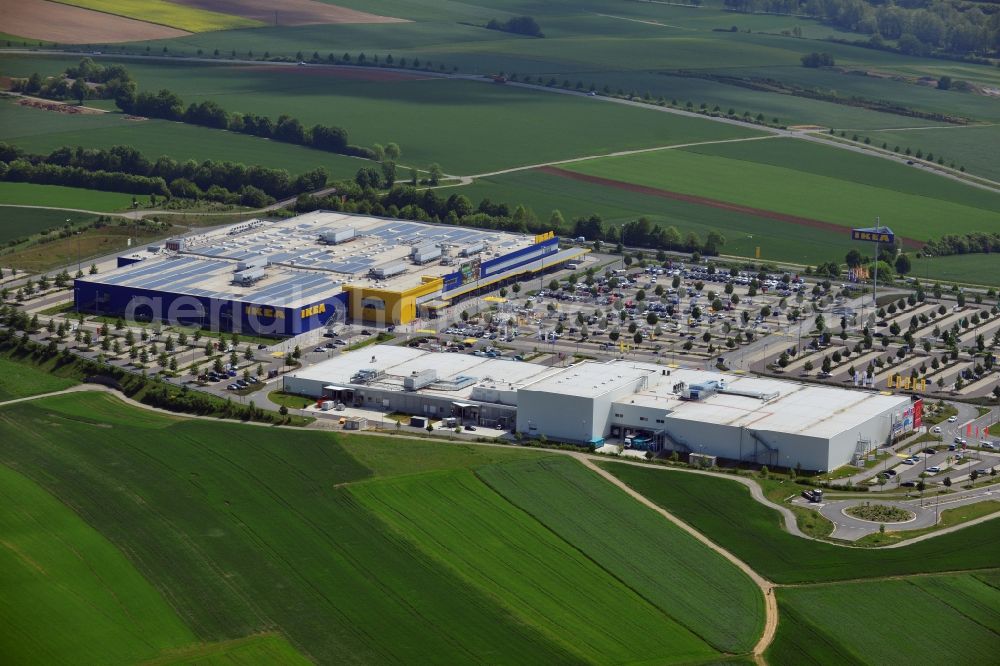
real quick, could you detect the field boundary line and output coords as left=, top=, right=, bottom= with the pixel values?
left=44, top=0, right=199, bottom=34
left=572, top=455, right=778, bottom=660
left=779, top=565, right=1000, bottom=588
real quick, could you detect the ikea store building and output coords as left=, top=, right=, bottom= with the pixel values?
left=73, top=212, right=587, bottom=337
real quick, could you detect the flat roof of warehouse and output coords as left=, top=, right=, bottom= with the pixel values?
left=285, top=345, right=560, bottom=400
left=610, top=363, right=911, bottom=438
left=81, top=211, right=547, bottom=305
left=519, top=361, right=651, bottom=398
left=177, top=211, right=537, bottom=291
left=78, top=255, right=345, bottom=309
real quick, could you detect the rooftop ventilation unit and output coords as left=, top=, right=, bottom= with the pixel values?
left=403, top=369, right=437, bottom=391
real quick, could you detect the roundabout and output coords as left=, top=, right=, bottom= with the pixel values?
left=843, top=503, right=916, bottom=524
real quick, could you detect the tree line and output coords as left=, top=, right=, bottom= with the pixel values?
left=296, top=179, right=726, bottom=255
left=0, top=142, right=327, bottom=206
left=11, top=59, right=389, bottom=161
left=115, top=87, right=378, bottom=160
left=922, top=232, right=1000, bottom=258
left=723, top=0, right=998, bottom=58
left=10, top=56, right=134, bottom=104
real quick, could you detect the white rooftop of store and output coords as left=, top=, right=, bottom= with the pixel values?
left=284, top=345, right=562, bottom=399
left=289, top=346, right=909, bottom=437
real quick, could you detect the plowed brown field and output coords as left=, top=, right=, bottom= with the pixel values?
left=171, top=0, right=406, bottom=25
left=1, top=0, right=190, bottom=43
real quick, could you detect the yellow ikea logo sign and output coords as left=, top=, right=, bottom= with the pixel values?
left=245, top=305, right=285, bottom=319
left=300, top=303, right=326, bottom=319
left=851, top=230, right=893, bottom=243
left=534, top=230, right=555, bottom=243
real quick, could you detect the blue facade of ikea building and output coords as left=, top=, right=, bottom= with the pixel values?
left=73, top=279, right=347, bottom=337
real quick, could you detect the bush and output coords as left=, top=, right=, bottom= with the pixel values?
left=801, top=52, right=834, bottom=68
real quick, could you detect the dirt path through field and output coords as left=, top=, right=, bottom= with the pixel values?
left=540, top=165, right=924, bottom=248
left=573, top=455, right=779, bottom=660
left=469, top=135, right=776, bottom=179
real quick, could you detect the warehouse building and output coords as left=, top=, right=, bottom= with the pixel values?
left=282, top=344, right=560, bottom=430
left=74, top=212, right=586, bottom=336
left=283, top=345, right=914, bottom=471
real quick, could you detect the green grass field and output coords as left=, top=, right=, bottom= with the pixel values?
left=0, top=206, right=97, bottom=244
left=457, top=164, right=861, bottom=266
left=0, top=357, right=77, bottom=401
left=0, top=100, right=366, bottom=182
left=351, top=468, right=718, bottom=664
left=0, top=393, right=576, bottom=663
left=477, top=456, right=764, bottom=654
left=0, top=461, right=196, bottom=664
left=0, top=55, right=762, bottom=174
left=144, top=635, right=311, bottom=665
left=910, top=253, right=1000, bottom=288
left=2, top=391, right=759, bottom=664
left=562, top=137, right=1000, bottom=241
left=57, top=0, right=262, bottom=32
left=0, top=181, right=134, bottom=211
left=768, top=573, right=1000, bottom=664
left=601, top=462, right=1000, bottom=583
left=849, top=124, right=1000, bottom=182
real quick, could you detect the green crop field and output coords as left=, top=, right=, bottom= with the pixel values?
left=601, top=462, right=1000, bottom=583
left=144, top=635, right=311, bottom=665
left=0, top=100, right=366, bottom=182
left=477, top=456, right=764, bottom=654
left=849, top=124, right=1000, bottom=182
left=562, top=137, right=1000, bottom=241
left=58, top=0, right=262, bottom=32
left=0, top=461, right=196, bottom=664
left=0, top=55, right=762, bottom=175
left=457, top=162, right=860, bottom=266
left=0, top=205, right=98, bottom=244
left=0, top=357, right=77, bottom=401
left=2, top=391, right=757, bottom=664
left=910, top=253, right=1000, bottom=288
left=768, top=573, right=1000, bottom=664
left=0, top=181, right=134, bottom=212
left=351, top=468, right=718, bottom=664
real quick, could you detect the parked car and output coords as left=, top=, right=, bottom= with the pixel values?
left=927, top=466, right=941, bottom=473
left=464, top=424, right=477, bottom=431
left=902, top=459, right=915, bottom=465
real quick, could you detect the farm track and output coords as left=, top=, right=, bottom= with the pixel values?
left=574, top=455, right=778, bottom=661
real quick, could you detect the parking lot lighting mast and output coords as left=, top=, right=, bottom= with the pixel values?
left=871, top=216, right=880, bottom=308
